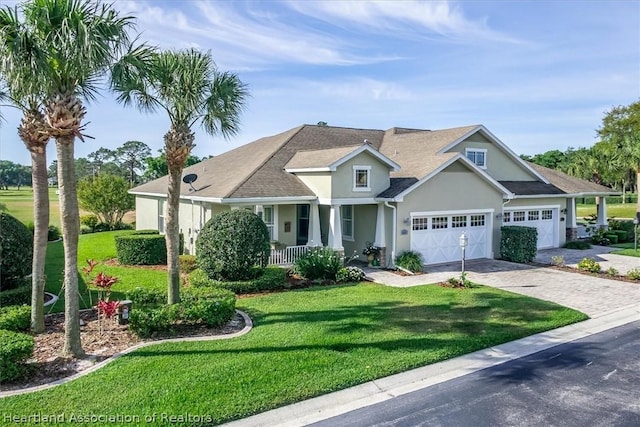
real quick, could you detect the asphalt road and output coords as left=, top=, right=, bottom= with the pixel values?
left=312, top=321, right=640, bottom=427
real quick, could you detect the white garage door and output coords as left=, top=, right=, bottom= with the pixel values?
left=503, top=208, right=559, bottom=249
left=410, top=212, right=491, bottom=265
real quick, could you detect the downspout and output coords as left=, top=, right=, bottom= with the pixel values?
left=384, top=201, right=397, bottom=268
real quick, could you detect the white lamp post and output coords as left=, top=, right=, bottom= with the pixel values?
left=459, top=232, right=469, bottom=278
left=634, top=217, right=638, bottom=253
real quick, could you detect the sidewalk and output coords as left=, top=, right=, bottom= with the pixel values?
left=226, top=305, right=640, bottom=427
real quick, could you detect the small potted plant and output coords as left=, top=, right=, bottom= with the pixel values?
left=362, top=242, right=380, bottom=267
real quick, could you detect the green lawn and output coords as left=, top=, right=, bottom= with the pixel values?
left=1, top=282, right=586, bottom=424
left=577, top=203, right=637, bottom=219
left=0, top=187, right=62, bottom=229
left=45, top=231, right=167, bottom=313
left=610, top=242, right=640, bottom=257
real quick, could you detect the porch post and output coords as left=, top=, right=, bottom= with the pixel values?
left=596, top=196, right=608, bottom=229
left=308, top=203, right=322, bottom=247
left=374, top=203, right=387, bottom=267
left=328, top=204, right=343, bottom=251
left=566, top=197, right=578, bottom=241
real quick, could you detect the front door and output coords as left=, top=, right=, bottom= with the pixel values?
left=297, top=204, right=310, bottom=245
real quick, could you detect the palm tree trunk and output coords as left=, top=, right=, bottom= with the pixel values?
left=166, top=165, right=182, bottom=304
left=57, top=137, right=84, bottom=357
left=30, top=150, right=49, bottom=333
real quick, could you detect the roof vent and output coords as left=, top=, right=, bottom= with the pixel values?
left=364, top=139, right=369, bottom=144
left=182, top=173, right=198, bottom=192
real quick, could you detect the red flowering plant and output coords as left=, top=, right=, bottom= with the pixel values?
left=83, top=260, right=121, bottom=332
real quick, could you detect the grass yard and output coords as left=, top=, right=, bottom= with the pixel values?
left=0, top=187, right=62, bottom=229
left=0, top=282, right=587, bottom=424
left=610, top=242, right=640, bottom=258
left=577, top=203, right=637, bottom=219
left=44, top=231, right=167, bottom=313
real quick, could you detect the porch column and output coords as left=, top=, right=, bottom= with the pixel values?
left=565, top=197, right=578, bottom=241
left=308, top=203, right=322, bottom=247
left=374, top=203, right=387, bottom=267
left=596, top=196, right=608, bottom=229
left=328, top=204, right=343, bottom=251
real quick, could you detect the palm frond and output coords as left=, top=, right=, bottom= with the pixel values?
left=200, top=71, right=249, bottom=138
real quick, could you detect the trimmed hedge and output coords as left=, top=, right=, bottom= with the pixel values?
left=0, top=305, right=31, bottom=332
left=564, top=240, right=592, bottom=250
left=128, top=287, right=236, bottom=338
left=0, top=280, right=31, bottom=306
left=196, top=210, right=270, bottom=281
left=115, top=231, right=183, bottom=265
left=604, top=234, right=619, bottom=245
left=0, top=212, right=33, bottom=287
left=500, top=226, right=538, bottom=263
left=125, top=287, right=167, bottom=305
left=0, top=330, right=34, bottom=383
left=610, top=230, right=628, bottom=242
left=189, top=267, right=286, bottom=294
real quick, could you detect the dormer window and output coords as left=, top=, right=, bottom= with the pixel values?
left=353, top=165, right=371, bottom=191
left=465, top=148, right=487, bottom=169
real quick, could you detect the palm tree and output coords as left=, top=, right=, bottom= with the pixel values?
left=5, top=0, right=138, bottom=357
left=0, top=7, right=51, bottom=333
left=114, top=49, right=248, bottom=303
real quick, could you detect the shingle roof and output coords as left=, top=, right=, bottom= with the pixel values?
left=499, top=181, right=566, bottom=196
left=284, top=144, right=363, bottom=170
left=528, top=163, right=618, bottom=195
left=376, top=177, right=419, bottom=198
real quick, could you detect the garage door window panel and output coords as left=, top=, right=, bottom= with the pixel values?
left=542, top=210, right=553, bottom=220
left=452, top=216, right=467, bottom=228
left=412, top=217, right=428, bottom=231
left=513, top=211, right=525, bottom=222
left=432, top=217, right=448, bottom=229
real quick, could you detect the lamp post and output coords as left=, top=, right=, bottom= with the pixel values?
left=459, top=232, right=469, bottom=278
left=634, top=217, right=638, bottom=253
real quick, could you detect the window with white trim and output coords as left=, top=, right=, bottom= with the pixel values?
left=353, top=166, right=371, bottom=191
left=256, top=205, right=275, bottom=240
left=541, top=209, right=553, bottom=220
left=412, top=217, right=428, bottom=230
left=513, top=211, right=525, bottom=222
left=158, top=200, right=165, bottom=233
left=503, top=211, right=511, bottom=223
left=452, top=215, right=467, bottom=228
left=465, top=148, right=487, bottom=169
left=470, top=215, right=486, bottom=227
left=431, top=216, right=448, bottom=229
left=528, top=210, right=539, bottom=221
left=342, top=205, right=354, bottom=240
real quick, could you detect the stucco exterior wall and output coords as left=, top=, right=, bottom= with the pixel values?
left=342, top=204, right=378, bottom=260
left=395, top=164, right=504, bottom=257
left=135, top=196, right=160, bottom=230
left=332, top=152, right=391, bottom=199
left=450, top=133, right=537, bottom=181
left=294, top=173, right=332, bottom=199
left=277, top=204, right=298, bottom=246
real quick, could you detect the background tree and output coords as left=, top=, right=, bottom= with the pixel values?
left=87, top=147, right=114, bottom=177
left=520, top=149, right=569, bottom=170
left=77, top=174, right=134, bottom=227
left=142, top=148, right=202, bottom=181
left=0, top=161, right=32, bottom=189
left=115, top=140, right=150, bottom=186
left=597, top=101, right=640, bottom=215
left=115, top=48, right=248, bottom=304
left=8, top=0, right=141, bottom=357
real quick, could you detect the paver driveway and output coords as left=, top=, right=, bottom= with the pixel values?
left=366, top=257, right=640, bottom=318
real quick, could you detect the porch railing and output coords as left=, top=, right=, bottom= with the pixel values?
left=268, top=245, right=311, bottom=266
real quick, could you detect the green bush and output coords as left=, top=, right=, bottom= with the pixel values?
left=589, top=227, right=610, bottom=246
left=179, top=255, right=198, bottom=274
left=115, top=234, right=167, bottom=265
left=395, top=251, right=424, bottom=273
left=611, top=230, right=628, bottom=242
left=563, top=240, right=592, bottom=250
left=604, top=234, right=619, bottom=244
left=80, top=214, right=99, bottom=232
left=47, top=225, right=61, bottom=241
left=0, top=330, right=34, bottom=383
left=0, top=213, right=34, bottom=288
left=125, top=287, right=167, bottom=305
left=0, top=305, right=31, bottom=332
left=196, top=210, right=270, bottom=281
left=128, top=305, right=178, bottom=338
left=577, top=257, right=601, bottom=273
left=128, top=287, right=236, bottom=338
left=293, top=247, right=342, bottom=281
left=180, top=287, right=236, bottom=327
left=336, top=266, right=366, bottom=283
left=500, top=226, right=538, bottom=263
left=0, top=280, right=31, bottom=306
left=189, top=267, right=286, bottom=294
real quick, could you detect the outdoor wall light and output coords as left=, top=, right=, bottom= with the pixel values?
left=459, top=232, right=469, bottom=277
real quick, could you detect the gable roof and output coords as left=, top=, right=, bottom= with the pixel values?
left=284, top=143, right=400, bottom=172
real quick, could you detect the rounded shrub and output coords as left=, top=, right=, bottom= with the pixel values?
left=196, top=210, right=270, bottom=281
left=336, top=266, right=366, bottom=283
left=0, top=213, right=33, bottom=288
left=0, top=305, right=31, bottom=332
left=293, top=247, right=342, bottom=281
left=0, top=330, right=34, bottom=383
left=0, top=278, right=31, bottom=306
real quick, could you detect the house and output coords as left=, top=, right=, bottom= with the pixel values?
left=129, top=124, right=617, bottom=267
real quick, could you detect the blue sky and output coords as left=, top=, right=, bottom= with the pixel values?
left=0, top=0, right=638, bottom=166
